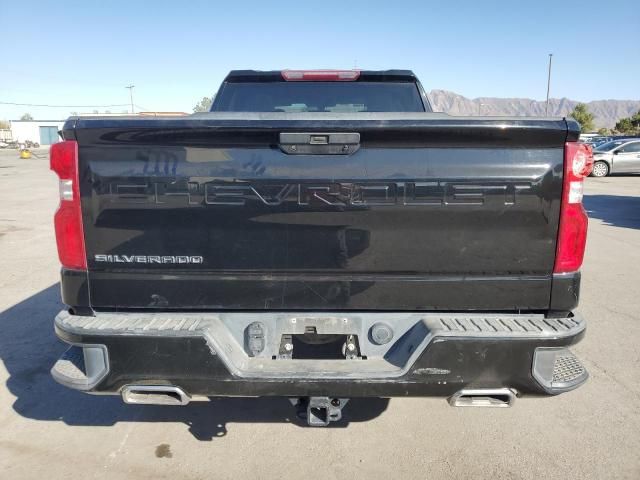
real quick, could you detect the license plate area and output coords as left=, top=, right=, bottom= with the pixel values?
left=277, top=330, right=363, bottom=360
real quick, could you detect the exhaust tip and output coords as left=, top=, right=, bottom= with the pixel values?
left=121, top=385, right=190, bottom=406
left=448, top=388, right=516, bottom=408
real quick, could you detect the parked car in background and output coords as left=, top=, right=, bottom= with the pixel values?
left=579, top=134, right=598, bottom=142
left=584, top=136, right=613, bottom=148
left=591, top=139, right=640, bottom=176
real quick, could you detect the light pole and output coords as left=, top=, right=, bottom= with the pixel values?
left=125, top=84, right=135, bottom=114
left=479, top=103, right=488, bottom=116
left=545, top=54, right=553, bottom=116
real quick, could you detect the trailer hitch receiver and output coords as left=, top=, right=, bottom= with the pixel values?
left=291, top=397, right=350, bottom=426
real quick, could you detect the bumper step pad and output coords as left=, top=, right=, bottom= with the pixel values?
left=51, top=344, right=109, bottom=390
left=553, top=353, right=587, bottom=384
left=533, top=347, right=588, bottom=393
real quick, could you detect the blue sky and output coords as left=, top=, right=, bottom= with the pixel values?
left=1, top=0, right=639, bottom=119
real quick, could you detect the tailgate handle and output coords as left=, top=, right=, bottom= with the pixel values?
left=279, top=132, right=360, bottom=155
left=309, top=135, right=329, bottom=145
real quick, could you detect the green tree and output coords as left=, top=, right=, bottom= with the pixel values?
left=569, top=104, right=594, bottom=133
left=614, top=110, right=640, bottom=134
left=193, top=96, right=213, bottom=113
left=597, top=128, right=610, bottom=135
left=615, top=118, right=634, bottom=133
left=20, top=113, right=34, bottom=121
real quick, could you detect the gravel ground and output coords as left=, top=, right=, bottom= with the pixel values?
left=0, top=149, right=638, bottom=479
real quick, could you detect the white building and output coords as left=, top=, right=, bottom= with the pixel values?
left=9, top=120, right=66, bottom=145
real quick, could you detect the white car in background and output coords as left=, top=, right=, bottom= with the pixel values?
left=591, top=139, right=640, bottom=177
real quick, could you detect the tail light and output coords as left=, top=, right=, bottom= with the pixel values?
left=554, top=142, right=593, bottom=273
left=281, top=70, right=360, bottom=81
left=50, top=140, right=87, bottom=270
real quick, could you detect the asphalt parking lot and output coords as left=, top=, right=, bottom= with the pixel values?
left=0, top=149, right=638, bottom=479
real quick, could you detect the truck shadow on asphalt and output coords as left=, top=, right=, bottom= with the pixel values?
left=583, top=194, right=640, bottom=230
left=0, top=285, right=389, bottom=440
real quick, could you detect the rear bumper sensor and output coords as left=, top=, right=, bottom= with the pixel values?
left=533, top=347, right=588, bottom=393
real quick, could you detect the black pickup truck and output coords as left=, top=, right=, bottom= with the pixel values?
left=50, top=70, right=592, bottom=426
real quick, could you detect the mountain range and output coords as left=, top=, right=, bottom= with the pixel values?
left=427, top=90, right=640, bottom=129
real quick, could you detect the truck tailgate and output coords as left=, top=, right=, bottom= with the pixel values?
left=68, top=114, right=572, bottom=311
